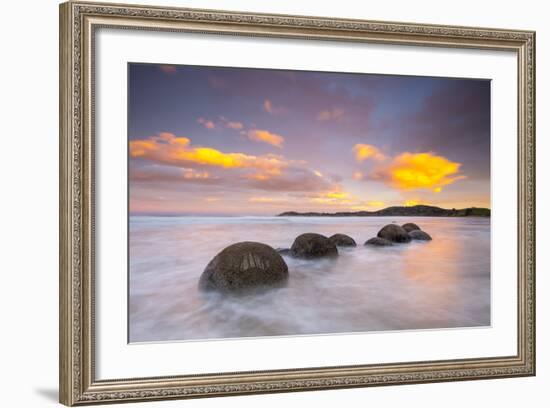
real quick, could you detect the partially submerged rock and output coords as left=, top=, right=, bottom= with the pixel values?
left=276, top=248, right=291, bottom=256
left=328, top=233, right=357, bottom=247
left=291, top=233, right=338, bottom=259
left=408, top=230, right=432, bottom=241
left=364, top=237, right=393, bottom=246
left=199, top=242, right=288, bottom=293
left=377, top=224, right=411, bottom=243
left=402, top=222, right=421, bottom=233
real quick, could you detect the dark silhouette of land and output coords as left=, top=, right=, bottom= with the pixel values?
left=277, top=205, right=490, bottom=217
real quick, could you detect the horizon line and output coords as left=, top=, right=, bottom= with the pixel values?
left=129, top=204, right=491, bottom=217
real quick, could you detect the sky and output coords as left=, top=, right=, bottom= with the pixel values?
left=128, top=63, right=491, bottom=216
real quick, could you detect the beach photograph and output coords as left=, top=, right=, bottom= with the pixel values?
left=128, top=63, right=491, bottom=343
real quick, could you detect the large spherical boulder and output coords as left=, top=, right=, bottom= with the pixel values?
left=377, top=224, right=411, bottom=243
left=409, top=230, right=432, bottom=241
left=290, top=233, right=338, bottom=259
left=402, top=222, right=421, bottom=233
left=199, top=242, right=288, bottom=292
left=328, top=233, right=357, bottom=247
left=364, top=237, right=393, bottom=246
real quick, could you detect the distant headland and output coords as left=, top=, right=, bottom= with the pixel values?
left=277, top=205, right=490, bottom=217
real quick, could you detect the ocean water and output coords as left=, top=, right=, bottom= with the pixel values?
left=129, top=216, right=490, bottom=343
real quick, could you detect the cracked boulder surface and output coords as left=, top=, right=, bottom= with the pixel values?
left=328, top=233, right=357, bottom=247
left=377, top=224, right=411, bottom=243
left=290, top=233, right=339, bottom=259
left=199, top=241, right=289, bottom=293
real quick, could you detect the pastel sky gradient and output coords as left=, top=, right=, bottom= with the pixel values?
left=129, top=63, right=490, bottom=216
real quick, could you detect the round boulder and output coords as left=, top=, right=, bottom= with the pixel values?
left=364, top=237, right=393, bottom=246
left=409, top=230, right=432, bottom=241
left=199, top=241, right=288, bottom=293
left=377, top=224, right=411, bottom=243
left=402, top=222, right=421, bottom=233
left=328, top=233, right=357, bottom=247
left=291, top=233, right=338, bottom=259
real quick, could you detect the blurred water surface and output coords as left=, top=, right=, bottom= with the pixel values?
left=129, top=216, right=490, bottom=342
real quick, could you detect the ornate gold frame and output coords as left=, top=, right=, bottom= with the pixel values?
left=59, top=1, right=536, bottom=405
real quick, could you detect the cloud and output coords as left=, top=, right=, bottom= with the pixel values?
left=353, top=144, right=386, bottom=162
left=245, top=167, right=336, bottom=193
left=197, top=116, right=245, bottom=131
left=263, top=99, right=286, bottom=115
left=197, top=117, right=216, bottom=130
left=218, top=116, right=244, bottom=130
left=263, top=99, right=273, bottom=113
left=325, top=191, right=349, bottom=199
left=316, top=108, right=344, bottom=122
left=129, top=164, right=221, bottom=185
left=404, top=199, right=422, bottom=207
left=307, top=190, right=358, bottom=206
left=249, top=196, right=288, bottom=203
left=401, top=80, right=490, bottom=181
left=130, top=133, right=342, bottom=195
left=130, top=132, right=288, bottom=179
left=226, top=121, right=244, bottom=130
left=247, top=129, right=285, bottom=148
left=182, top=169, right=210, bottom=179
left=130, top=133, right=351, bottom=196
left=350, top=201, right=385, bottom=211
left=372, top=152, right=465, bottom=192
left=352, top=171, right=364, bottom=181
left=159, top=65, right=177, bottom=74
left=367, top=200, right=385, bottom=207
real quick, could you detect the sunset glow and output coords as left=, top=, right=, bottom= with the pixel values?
left=353, top=144, right=386, bottom=162
left=379, top=152, right=466, bottom=192
left=129, top=64, right=490, bottom=215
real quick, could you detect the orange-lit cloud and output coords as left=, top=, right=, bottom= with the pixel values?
left=247, top=129, right=285, bottom=148
left=352, top=171, right=364, bottom=181
left=325, top=191, right=349, bottom=199
left=249, top=196, right=288, bottom=203
left=226, top=121, right=243, bottom=130
left=219, top=116, right=244, bottom=130
left=130, top=132, right=288, bottom=178
left=404, top=199, right=422, bottom=207
left=316, top=108, right=344, bottom=122
left=310, top=190, right=355, bottom=205
left=353, top=144, right=386, bottom=162
left=197, top=117, right=216, bottom=130
left=378, top=152, right=466, bottom=192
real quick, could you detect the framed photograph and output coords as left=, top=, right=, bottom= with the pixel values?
left=59, top=1, right=536, bottom=405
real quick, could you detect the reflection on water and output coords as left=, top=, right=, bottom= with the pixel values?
left=129, top=216, right=490, bottom=342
